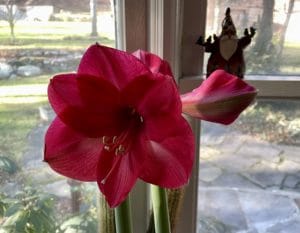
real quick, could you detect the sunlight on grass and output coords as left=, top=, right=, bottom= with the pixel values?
left=0, top=74, right=55, bottom=86
left=0, top=20, right=115, bottom=50
left=0, top=84, right=47, bottom=97
left=0, top=96, right=47, bottom=104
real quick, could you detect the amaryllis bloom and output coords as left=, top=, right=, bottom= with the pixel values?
left=181, top=69, right=257, bottom=124
left=44, top=44, right=195, bottom=207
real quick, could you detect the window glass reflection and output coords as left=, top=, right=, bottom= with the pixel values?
left=205, top=0, right=300, bottom=76
left=0, top=0, right=115, bottom=231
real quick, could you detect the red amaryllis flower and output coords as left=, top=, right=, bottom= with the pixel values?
left=181, top=69, right=257, bottom=124
left=132, top=50, right=174, bottom=77
left=44, top=44, right=195, bottom=207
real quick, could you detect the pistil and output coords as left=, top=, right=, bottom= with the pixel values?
left=101, top=107, right=143, bottom=156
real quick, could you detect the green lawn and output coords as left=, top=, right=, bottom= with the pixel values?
left=281, top=43, right=300, bottom=67
left=0, top=74, right=51, bottom=86
left=0, top=21, right=114, bottom=50
left=0, top=19, right=105, bottom=164
left=0, top=100, right=47, bottom=162
left=0, top=14, right=116, bottom=171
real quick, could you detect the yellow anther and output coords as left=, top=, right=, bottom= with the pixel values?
left=100, top=179, right=106, bottom=184
left=102, top=136, right=109, bottom=144
left=104, top=145, right=111, bottom=151
left=115, top=145, right=126, bottom=155
left=102, top=136, right=118, bottom=146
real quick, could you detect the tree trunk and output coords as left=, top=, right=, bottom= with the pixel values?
left=253, top=0, right=275, bottom=55
left=6, top=2, right=15, bottom=43
left=90, top=0, right=98, bottom=37
left=68, top=179, right=82, bottom=214
left=9, top=19, right=15, bottom=43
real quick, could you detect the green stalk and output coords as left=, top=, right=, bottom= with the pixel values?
left=114, top=197, right=133, bottom=233
left=150, top=185, right=171, bottom=233
left=97, top=193, right=115, bottom=233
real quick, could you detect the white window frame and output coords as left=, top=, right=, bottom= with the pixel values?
left=116, top=0, right=300, bottom=232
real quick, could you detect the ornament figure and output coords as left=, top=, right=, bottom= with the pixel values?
left=197, top=8, right=255, bottom=79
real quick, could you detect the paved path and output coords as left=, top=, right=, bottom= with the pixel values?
left=198, top=122, right=300, bottom=233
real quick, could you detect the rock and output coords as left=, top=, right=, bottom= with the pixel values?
left=8, top=74, right=18, bottom=80
left=283, top=175, right=300, bottom=189
left=198, top=216, right=232, bottom=233
left=199, top=164, right=223, bottom=182
left=17, top=65, right=42, bottom=77
left=237, top=140, right=282, bottom=164
left=238, top=191, right=299, bottom=232
left=198, top=189, right=248, bottom=231
left=265, top=219, right=300, bottom=233
left=208, top=172, right=260, bottom=189
left=244, top=161, right=285, bottom=188
left=278, top=159, right=300, bottom=174
left=280, top=145, right=300, bottom=163
left=0, top=62, right=13, bottom=79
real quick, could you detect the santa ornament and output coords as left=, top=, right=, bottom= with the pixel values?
left=197, top=8, right=255, bottom=79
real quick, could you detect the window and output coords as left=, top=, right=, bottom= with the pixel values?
left=2, top=0, right=299, bottom=232
left=197, top=1, right=300, bottom=232
left=0, top=0, right=115, bottom=231
left=205, top=0, right=300, bottom=76
left=153, top=0, right=300, bottom=232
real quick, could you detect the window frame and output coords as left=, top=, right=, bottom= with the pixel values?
left=117, top=0, right=204, bottom=232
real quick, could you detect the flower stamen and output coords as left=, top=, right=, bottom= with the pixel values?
left=104, top=145, right=111, bottom=151
left=101, top=108, right=143, bottom=155
left=115, top=144, right=126, bottom=155
left=100, top=154, right=122, bottom=185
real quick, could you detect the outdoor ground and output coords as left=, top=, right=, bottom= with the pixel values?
left=0, top=11, right=115, bottom=231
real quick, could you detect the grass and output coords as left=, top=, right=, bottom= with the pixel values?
left=0, top=18, right=107, bottom=164
left=0, top=100, right=47, bottom=163
left=281, top=44, right=300, bottom=67
left=0, top=74, right=52, bottom=86
left=0, top=77, right=48, bottom=163
left=234, top=100, right=300, bottom=145
left=0, top=20, right=114, bottom=50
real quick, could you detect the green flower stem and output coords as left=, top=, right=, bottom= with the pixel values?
left=114, top=197, right=133, bottom=233
left=150, top=185, right=171, bottom=233
left=97, top=193, right=115, bottom=233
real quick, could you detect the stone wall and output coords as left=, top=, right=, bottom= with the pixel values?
left=0, top=49, right=83, bottom=79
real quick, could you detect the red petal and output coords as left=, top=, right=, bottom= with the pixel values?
left=181, top=69, right=257, bottom=124
left=78, top=44, right=151, bottom=90
left=44, top=117, right=101, bottom=181
left=48, top=73, right=124, bottom=137
left=138, top=74, right=182, bottom=117
left=132, top=50, right=174, bottom=77
left=140, top=115, right=195, bottom=188
left=120, top=74, right=156, bottom=108
left=97, top=138, right=146, bottom=207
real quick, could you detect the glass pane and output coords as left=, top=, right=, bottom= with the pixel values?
left=198, top=99, right=300, bottom=232
left=0, top=1, right=115, bottom=231
left=204, top=0, right=300, bottom=76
